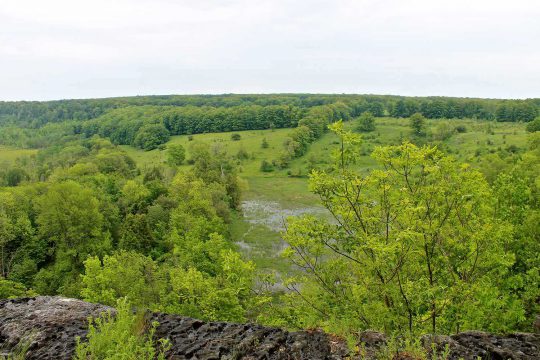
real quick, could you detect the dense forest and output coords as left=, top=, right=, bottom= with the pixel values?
left=0, top=94, right=539, bottom=357
left=0, top=95, right=538, bottom=150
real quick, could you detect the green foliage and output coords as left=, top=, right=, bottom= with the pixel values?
left=81, top=248, right=256, bottom=322
left=74, top=298, right=169, bottom=360
left=34, top=181, right=111, bottom=295
left=496, top=101, right=538, bottom=122
left=166, top=144, right=185, bottom=165
left=4, top=168, right=29, bottom=187
left=355, top=111, right=376, bottom=132
left=267, top=124, right=525, bottom=336
left=0, top=278, right=36, bottom=299
left=432, top=121, right=455, bottom=141
left=134, top=124, right=170, bottom=151
left=260, top=160, right=274, bottom=172
left=81, top=251, right=162, bottom=308
left=526, top=117, right=540, bottom=132
left=0, top=93, right=537, bottom=345
left=409, top=112, right=427, bottom=137
left=189, top=142, right=242, bottom=209
left=231, top=133, right=242, bottom=141
left=236, top=147, right=249, bottom=160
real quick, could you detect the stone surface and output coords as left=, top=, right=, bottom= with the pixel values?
left=0, top=297, right=348, bottom=359
left=0, top=296, right=538, bottom=359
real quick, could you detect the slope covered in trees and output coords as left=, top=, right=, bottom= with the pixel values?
left=1, top=95, right=538, bottom=150
left=0, top=95, right=538, bottom=354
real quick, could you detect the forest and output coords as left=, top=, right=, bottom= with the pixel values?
left=0, top=94, right=539, bottom=357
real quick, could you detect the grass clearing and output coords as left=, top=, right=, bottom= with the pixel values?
left=120, top=118, right=528, bottom=273
left=0, top=146, right=38, bottom=165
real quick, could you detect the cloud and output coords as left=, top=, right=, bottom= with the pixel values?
left=0, top=0, right=539, bottom=100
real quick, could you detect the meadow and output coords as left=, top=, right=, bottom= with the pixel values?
left=119, top=117, right=528, bottom=272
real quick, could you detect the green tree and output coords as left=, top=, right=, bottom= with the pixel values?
left=81, top=251, right=163, bottom=308
left=409, top=112, right=427, bottom=137
left=74, top=298, right=169, bottom=360
left=34, top=181, right=111, bottom=295
left=260, top=160, right=274, bottom=172
left=273, top=122, right=517, bottom=335
left=355, top=111, right=376, bottom=132
left=4, top=168, right=29, bottom=187
left=133, top=124, right=170, bottom=150
left=0, top=278, right=36, bottom=299
left=526, top=117, right=540, bottom=132
left=166, top=144, right=186, bottom=165
left=261, top=137, right=269, bottom=148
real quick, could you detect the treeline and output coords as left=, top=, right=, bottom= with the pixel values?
left=0, top=105, right=304, bottom=150
left=1, top=94, right=538, bottom=129
left=391, top=98, right=538, bottom=121
left=80, top=105, right=303, bottom=150
left=0, top=94, right=376, bottom=128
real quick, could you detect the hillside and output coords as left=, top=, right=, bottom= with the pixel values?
left=118, top=118, right=529, bottom=273
left=0, top=95, right=538, bottom=356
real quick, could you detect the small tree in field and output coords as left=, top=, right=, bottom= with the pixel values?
left=167, top=144, right=186, bottom=166
left=409, top=112, right=427, bottom=137
left=355, top=111, right=376, bottom=132
left=276, top=121, right=517, bottom=336
left=260, top=159, right=274, bottom=172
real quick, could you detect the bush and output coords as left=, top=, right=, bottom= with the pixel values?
left=74, top=298, right=169, bottom=360
left=526, top=117, right=540, bottom=132
left=236, top=148, right=249, bottom=160
left=455, top=125, right=467, bottom=133
left=261, top=137, right=269, bottom=148
left=133, top=124, right=170, bottom=150
left=231, top=133, right=241, bottom=141
left=0, top=278, right=36, bottom=299
left=167, top=144, right=186, bottom=166
left=355, top=112, right=376, bottom=132
left=260, top=160, right=274, bottom=172
left=409, top=113, right=427, bottom=137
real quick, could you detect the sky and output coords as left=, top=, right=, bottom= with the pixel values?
left=0, top=0, right=539, bottom=101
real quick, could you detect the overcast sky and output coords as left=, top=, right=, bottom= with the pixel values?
left=1, top=0, right=539, bottom=101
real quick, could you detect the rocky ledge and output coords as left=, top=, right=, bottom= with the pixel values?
left=0, top=297, right=538, bottom=359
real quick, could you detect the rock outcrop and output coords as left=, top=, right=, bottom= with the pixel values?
left=0, top=297, right=348, bottom=359
left=0, top=296, right=538, bottom=359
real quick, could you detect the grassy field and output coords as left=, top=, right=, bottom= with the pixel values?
left=0, top=146, right=38, bottom=165
left=119, top=118, right=529, bottom=273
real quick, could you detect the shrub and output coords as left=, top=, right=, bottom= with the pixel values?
left=261, top=137, right=269, bottom=148
left=231, top=133, right=241, bottom=141
left=409, top=113, right=427, bottom=137
left=526, top=117, right=540, bottom=132
left=167, top=144, right=186, bottom=166
left=455, top=125, right=467, bottom=133
left=236, top=148, right=249, bottom=160
left=260, top=160, right=274, bottom=172
left=74, top=298, right=169, bottom=360
left=133, top=124, right=170, bottom=151
left=355, top=112, right=376, bottom=132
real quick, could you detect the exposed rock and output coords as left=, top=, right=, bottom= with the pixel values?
left=0, top=297, right=348, bottom=359
left=0, top=297, right=538, bottom=359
